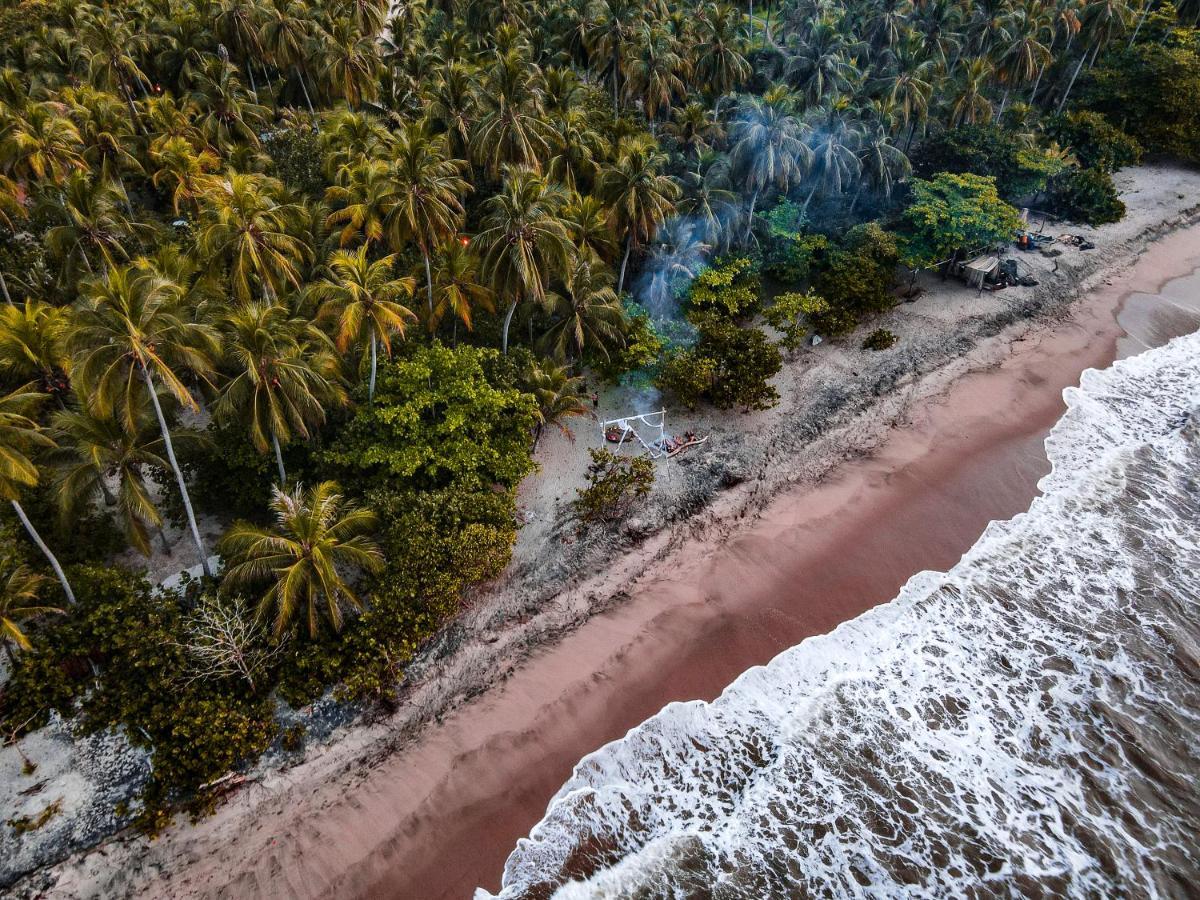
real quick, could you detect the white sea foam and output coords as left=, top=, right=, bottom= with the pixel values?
left=481, top=330, right=1200, bottom=899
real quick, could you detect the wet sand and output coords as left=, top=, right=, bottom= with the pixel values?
left=336, top=231, right=1200, bottom=900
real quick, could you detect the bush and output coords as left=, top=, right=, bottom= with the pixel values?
left=898, top=173, right=1023, bottom=272
left=593, top=301, right=665, bottom=383
left=0, top=566, right=275, bottom=830
left=685, top=257, right=761, bottom=319
left=574, top=448, right=654, bottom=524
left=913, top=124, right=1068, bottom=201
left=1042, top=111, right=1143, bottom=172
left=863, top=329, right=898, bottom=351
left=657, top=312, right=782, bottom=411
left=763, top=231, right=830, bottom=286
left=322, top=343, right=539, bottom=495
left=1046, top=167, right=1126, bottom=225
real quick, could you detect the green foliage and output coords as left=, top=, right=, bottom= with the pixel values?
left=574, top=448, right=655, bottom=524
left=594, top=301, right=665, bottom=383
left=1046, top=167, right=1126, bottom=226
left=323, top=343, right=538, bottom=495
left=814, top=223, right=899, bottom=321
left=898, top=173, right=1023, bottom=270
left=764, top=231, right=830, bottom=285
left=657, top=311, right=782, bottom=410
left=863, top=328, right=898, bottom=351
left=182, top=420, right=276, bottom=521
left=1042, top=112, right=1143, bottom=173
left=685, top=257, right=761, bottom=319
left=0, top=566, right=275, bottom=828
left=765, top=289, right=856, bottom=344
left=264, top=125, right=326, bottom=199
left=913, top=124, right=1066, bottom=201
left=1080, top=42, right=1200, bottom=163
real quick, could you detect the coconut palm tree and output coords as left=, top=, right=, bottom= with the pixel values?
left=215, top=302, right=345, bottom=483
left=0, top=387, right=73, bottom=603
left=470, top=48, right=552, bottom=177
left=625, top=26, right=688, bottom=126
left=692, top=3, right=751, bottom=105
left=150, top=136, right=221, bottom=216
left=186, top=57, right=271, bottom=152
left=310, top=246, right=417, bottom=401
left=475, top=166, right=575, bottom=354
left=949, top=57, right=995, bottom=125
left=429, top=240, right=494, bottom=336
left=386, top=122, right=470, bottom=318
left=324, top=158, right=396, bottom=249
left=0, top=563, right=59, bottom=661
left=0, top=301, right=71, bottom=402
left=0, top=102, right=85, bottom=184
left=195, top=171, right=310, bottom=303
left=317, top=17, right=383, bottom=108
left=563, top=193, right=617, bottom=266
left=69, top=264, right=220, bottom=577
left=218, top=480, right=383, bottom=638
left=0, top=173, right=27, bottom=305
left=586, top=0, right=644, bottom=108
left=730, top=95, right=809, bottom=240
left=49, top=404, right=183, bottom=556
left=524, top=360, right=588, bottom=449
left=43, top=171, right=145, bottom=286
left=540, top=260, right=625, bottom=362
left=598, top=135, right=680, bottom=294
left=546, top=108, right=607, bottom=195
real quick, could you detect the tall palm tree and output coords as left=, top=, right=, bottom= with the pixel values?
left=0, top=173, right=27, bottom=305
left=599, top=135, right=680, bottom=294
left=43, top=171, right=147, bottom=286
left=387, top=122, right=470, bottom=317
left=216, top=302, right=345, bottom=483
left=0, top=563, right=59, bottom=661
left=586, top=0, right=644, bottom=107
left=730, top=95, right=809, bottom=240
left=625, top=26, right=688, bottom=126
left=49, top=405, right=181, bottom=557
left=470, top=48, right=552, bottom=177
left=0, top=102, right=85, bottom=184
left=310, top=246, right=417, bottom=401
left=476, top=166, right=575, bottom=354
left=0, top=299, right=68, bottom=386
left=195, top=171, right=310, bottom=303
left=429, top=240, right=494, bottom=336
left=260, top=0, right=318, bottom=113
left=218, top=480, right=383, bottom=638
left=541, top=260, right=625, bottom=362
left=0, top=387, right=73, bottom=603
left=150, top=136, right=221, bottom=216
left=524, top=360, right=588, bottom=450
left=317, top=17, right=382, bottom=108
left=949, top=57, right=995, bottom=125
left=692, top=3, right=751, bottom=106
left=324, top=158, right=396, bottom=249
left=70, top=264, right=220, bottom=577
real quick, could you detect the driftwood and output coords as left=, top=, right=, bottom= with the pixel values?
left=665, top=436, right=709, bottom=458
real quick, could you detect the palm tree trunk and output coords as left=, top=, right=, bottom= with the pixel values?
left=0, top=270, right=12, bottom=306
left=1057, top=51, right=1088, bottom=113
left=296, top=66, right=316, bottom=114
left=271, top=431, right=286, bottom=484
left=423, top=249, right=435, bottom=323
left=141, top=366, right=212, bottom=578
left=745, top=189, right=759, bottom=241
left=246, top=61, right=259, bottom=101
left=11, top=500, right=74, bottom=604
left=158, top=526, right=173, bottom=554
left=618, top=234, right=633, bottom=295
left=501, top=298, right=519, bottom=355
left=97, top=471, right=116, bottom=506
left=368, top=331, right=378, bottom=402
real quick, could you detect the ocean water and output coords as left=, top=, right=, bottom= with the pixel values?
left=482, top=329, right=1200, bottom=899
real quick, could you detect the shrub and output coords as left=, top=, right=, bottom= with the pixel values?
left=763, top=231, right=830, bottom=286
left=1042, top=111, right=1143, bottom=172
left=594, top=301, right=665, bottom=383
left=575, top=448, right=655, bottom=524
left=1046, top=167, right=1126, bottom=225
left=898, top=173, right=1023, bottom=272
left=685, top=257, right=761, bottom=319
left=863, top=329, right=898, bottom=351
left=913, top=124, right=1067, bottom=201
left=657, top=350, right=718, bottom=409
left=657, top=312, right=782, bottom=411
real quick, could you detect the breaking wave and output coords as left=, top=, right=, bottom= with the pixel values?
left=481, top=329, right=1200, bottom=899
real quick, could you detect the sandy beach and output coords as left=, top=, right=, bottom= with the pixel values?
left=7, top=165, right=1200, bottom=899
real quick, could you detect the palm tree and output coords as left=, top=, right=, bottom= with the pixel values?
left=664, top=102, right=725, bottom=162
left=0, top=173, right=27, bottom=305
left=150, top=136, right=221, bottom=216
left=49, top=404, right=182, bottom=557
left=524, top=361, right=588, bottom=450
left=564, top=194, right=617, bottom=265
left=692, top=3, right=751, bottom=106
left=547, top=108, right=607, bottom=194
left=260, top=0, right=318, bottom=113
left=625, top=26, right=688, bottom=126
left=730, top=95, right=809, bottom=240
left=0, top=387, right=74, bottom=603
left=429, top=240, right=494, bottom=336
left=0, top=563, right=59, bottom=661
left=70, top=264, right=220, bottom=577
left=195, top=171, right=309, bottom=303
left=387, top=122, right=469, bottom=318
left=476, top=166, right=575, bottom=354
left=599, top=136, right=680, bottom=294
left=216, top=302, right=344, bottom=483
left=317, top=17, right=382, bottom=108
left=586, top=0, right=644, bottom=108
left=541, top=260, right=625, bottom=362
left=324, top=158, right=396, bottom=249
left=310, top=246, right=417, bottom=401
left=470, top=48, right=552, bottom=177
left=218, top=481, right=383, bottom=638
left=802, top=104, right=862, bottom=209
left=43, top=171, right=143, bottom=285
left=949, top=58, right=995, bottom=125
left=186, top=57, right=271, bottom=152
left=0, top=102, right=85, bottom=184
left=0, top=301, right=70, bottom=402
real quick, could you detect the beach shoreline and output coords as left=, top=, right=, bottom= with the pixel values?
left=8, top=164, right=1200, bottom=899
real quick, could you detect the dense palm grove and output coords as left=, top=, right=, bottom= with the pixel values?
left=0, top=0, right=1197, bottom=830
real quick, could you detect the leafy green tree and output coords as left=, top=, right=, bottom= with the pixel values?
left=219, top=481, right=383, bottom=638
left=310, top=246, right=416, bottom=402
left=70, top=264, right=220, bottom=577
left=1046, top=166, right=1126, bottom=224
left=574, top=447, right=654, bottom=523
left=657, top=311, right=781, bottom=411
left=1042, top=111, right=1142, bottom=171
left=897, top=172, right=1022, bottom=272
left=322, top=343, right=538, bottom=494
left=686, top=256, right=761, bottom=318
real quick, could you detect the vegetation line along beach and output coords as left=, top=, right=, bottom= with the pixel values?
left=0, top=0, right=1196, bottom=894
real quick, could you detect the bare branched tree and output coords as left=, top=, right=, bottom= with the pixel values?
left=174, top=595, right=286, bottom=692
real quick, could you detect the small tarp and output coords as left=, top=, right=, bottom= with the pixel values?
left=962, top=254, right=999, bottom=288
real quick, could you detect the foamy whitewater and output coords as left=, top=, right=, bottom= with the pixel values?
left=482, top=330, right=1200, bottom=899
